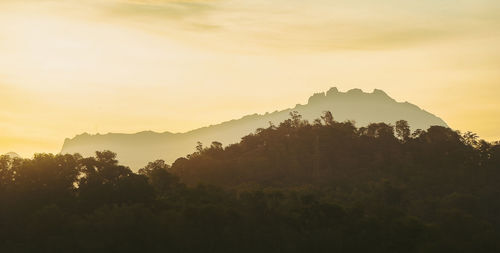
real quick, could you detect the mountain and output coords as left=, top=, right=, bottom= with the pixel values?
left=61, top=87, right=448, bottom=169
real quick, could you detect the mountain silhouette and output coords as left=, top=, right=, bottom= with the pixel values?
left=61, top=87, right=448, bottom=169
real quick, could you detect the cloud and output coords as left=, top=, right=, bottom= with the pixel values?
left=92, top=0, right=500, bottom=52
left=4, top=0, right=499, bottom=52
left=106, top=0, right=216, bottom=18
left=96, top=0, right=221, bottom=32
left=233, top=21, right=458, bottom=52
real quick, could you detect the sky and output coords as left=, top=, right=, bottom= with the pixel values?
left=1, top=0, right=499, bottom=156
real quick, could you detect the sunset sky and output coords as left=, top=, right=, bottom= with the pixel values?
left=1, top=0, right=499, bottom=156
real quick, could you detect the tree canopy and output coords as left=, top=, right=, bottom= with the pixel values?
left=0, top=112, right=499, bottom=252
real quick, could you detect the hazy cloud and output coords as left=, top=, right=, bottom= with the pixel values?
left=3, top=0, right=499, bottom=51
left=106, top=0, right=216, bottom=19
left=90, top=0, right=500, bottom=51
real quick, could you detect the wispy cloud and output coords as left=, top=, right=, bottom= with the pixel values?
left=106, top=0, right=216, bottom=19
left=87, top=0, right=500, bottom=52
left=3, top=0, right=499, bottom=51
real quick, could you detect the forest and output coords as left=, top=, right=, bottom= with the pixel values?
left=1, top=111, right=499, bottom=252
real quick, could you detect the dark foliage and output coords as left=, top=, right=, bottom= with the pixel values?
left=1, top=112, right=499, bottom=252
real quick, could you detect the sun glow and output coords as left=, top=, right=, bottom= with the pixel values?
left=0, top=0, right=499, bottom=156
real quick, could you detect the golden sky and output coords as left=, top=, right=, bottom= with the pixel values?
left=1, top=0, right=499, bottom=156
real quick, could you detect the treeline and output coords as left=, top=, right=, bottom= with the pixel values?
left=1, top=112, right=499, bottom=252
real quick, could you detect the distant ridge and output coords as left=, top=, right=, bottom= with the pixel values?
left=61, top=87, right=448, bottom=169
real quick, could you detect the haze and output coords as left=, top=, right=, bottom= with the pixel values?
left=1, top=0, right=499, bottom=156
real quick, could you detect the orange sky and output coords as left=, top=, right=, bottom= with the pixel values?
left=1, top=0, right=499, bottom=156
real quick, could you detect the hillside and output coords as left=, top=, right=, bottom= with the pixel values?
left=61, top=88, right=447, bottom=169
left=2, top=118, right=499, bottom=252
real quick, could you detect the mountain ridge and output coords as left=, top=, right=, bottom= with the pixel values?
left=61, top=87, right=448, bottom=169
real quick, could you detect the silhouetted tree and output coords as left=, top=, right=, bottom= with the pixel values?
left=139, top=160, right=181, bottom=196
left=321, top=111, right=334, bottom=126
left=396, top=120, right=411, bottom=142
